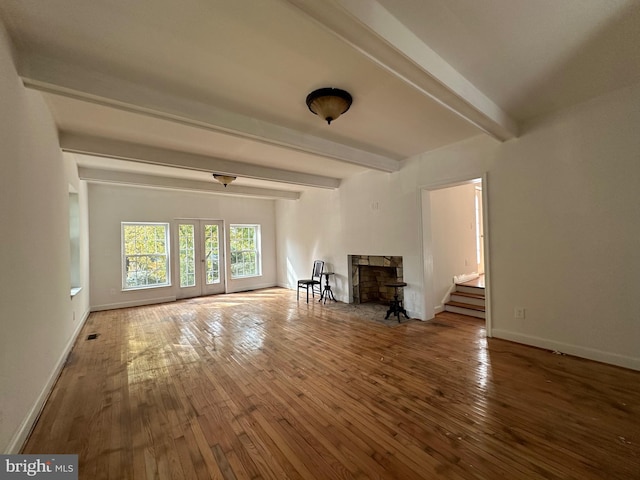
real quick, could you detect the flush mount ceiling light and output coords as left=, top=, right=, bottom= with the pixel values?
left=306, top=87, right=352, bottom=125
left=213, top=174, right=236, bottom=187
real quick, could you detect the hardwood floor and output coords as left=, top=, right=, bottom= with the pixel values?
left=23, top=288, right=639, bottom=479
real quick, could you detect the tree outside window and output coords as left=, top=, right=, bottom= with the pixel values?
left=230, top=225, right=261, bottom=278
left=178, top=224, right=196, bottom=288
left=122, top=223, right=170, bottom=289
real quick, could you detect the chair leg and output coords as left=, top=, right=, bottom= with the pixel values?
left=297, top=286, right=300, bottom=301
left=306, top=285, right=310, bottom=303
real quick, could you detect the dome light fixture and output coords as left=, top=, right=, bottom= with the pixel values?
left=306, top=87, right=352, bottom=125
left=213, top=174, right=236, bottom=187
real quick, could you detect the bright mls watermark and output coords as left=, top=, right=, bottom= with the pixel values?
left=0, top=455, right=77, bottom=479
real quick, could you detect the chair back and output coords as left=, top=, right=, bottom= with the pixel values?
left=312, top=260, right=324, bottom=280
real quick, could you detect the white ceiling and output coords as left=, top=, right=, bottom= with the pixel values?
left=378, top=0, right=640, bottom=120
left=2, top=0, right=639, bottom=197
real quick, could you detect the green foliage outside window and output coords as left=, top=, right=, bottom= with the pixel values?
left=230, top=225, right=260, bottom=278
left=178, top=224, right=196, bottom=287
left=122, top=223, right=170, bottom=289
left=204, top=224, right=220, bottom=284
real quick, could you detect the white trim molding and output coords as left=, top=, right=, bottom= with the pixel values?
left=7, top=309, right=91, bottom=453
left=492, top=329, right=640, bottom=372
left=91, top=296, right=177, bottom=312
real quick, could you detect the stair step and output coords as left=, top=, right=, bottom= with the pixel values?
left=445, top=300, right=485, bottom=312
left=445, top=304, right=486, bottom=319
left=450, top=293, right=485, bottom=307
left=452, top=290, right=484, bottom=300
left=455, top=284, right=485, bottom=295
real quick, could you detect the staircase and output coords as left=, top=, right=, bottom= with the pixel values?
left=444, top=282, right=485, bottom=319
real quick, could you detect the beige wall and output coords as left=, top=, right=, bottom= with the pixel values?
left=0, top=21, right=90, bottom=452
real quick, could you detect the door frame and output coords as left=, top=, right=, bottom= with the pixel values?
left=419, top=173, right=492, bottom=336
left=475, top=184, right=485, bottom=275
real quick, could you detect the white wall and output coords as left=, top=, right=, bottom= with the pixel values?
left=488, top=81, right=640, bottom=370
left=276, top=139, right=497, bottom=319
left=0, top=20, right=90, bottom=453
left=277, top=173, right=424, bottom=315
left=429, top=183, right=478, bottom=310
left=88, top=184, right=277, bottom=309
left=276, top=80, right=640, bottom=370
left=276, top=187, right=345, bottom=294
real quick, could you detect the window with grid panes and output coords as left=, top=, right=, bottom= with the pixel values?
left=229, top=225, right=261, bottom=278
left=122, top=223, right=170, bottom=289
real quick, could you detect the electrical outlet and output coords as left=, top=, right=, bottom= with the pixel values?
left=514, top=307, right=526, bottom=320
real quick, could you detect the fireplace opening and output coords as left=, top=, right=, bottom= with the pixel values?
left=349, top=255, right=403, bottom=305
left=358, top=266, right=397, bottom=304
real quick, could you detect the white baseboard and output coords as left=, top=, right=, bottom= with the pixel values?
left=91, top=296, right=176, bottom=312
left=492, top=329, right=640, bottom=371
left=225, top=282, right=277, bottom=294
left=7, top=308, right=91, bottom=453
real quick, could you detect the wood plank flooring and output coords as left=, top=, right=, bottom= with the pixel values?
left=23, top=288, right=640, bottom=479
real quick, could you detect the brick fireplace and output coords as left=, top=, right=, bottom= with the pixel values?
left=349, top=255, right=404, bottom=304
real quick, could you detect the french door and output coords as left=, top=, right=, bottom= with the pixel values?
left=176, top=220, right=225, bottom=298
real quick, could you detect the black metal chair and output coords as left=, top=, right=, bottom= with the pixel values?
left=297, top=260, right=324, bottom=303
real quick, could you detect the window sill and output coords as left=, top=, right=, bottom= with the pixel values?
left=70, top=287, right=82, bottom=298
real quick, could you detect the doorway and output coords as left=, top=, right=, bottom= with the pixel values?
left=421, top=176, right=490, bottom=334
left=176, top=219, right=226, bottom=298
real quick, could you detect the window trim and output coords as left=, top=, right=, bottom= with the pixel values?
left=121, top=222, right=171, bottom=291
left=229, top=224, right=262, bottom=279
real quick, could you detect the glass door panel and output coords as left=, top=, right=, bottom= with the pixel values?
left=204, top=224, right=220, bottom=285
left=202, top=222, right=224, bottom=295
left=179, top=224, right=196, bottom=288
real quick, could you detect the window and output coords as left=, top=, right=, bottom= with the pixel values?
left=122, top=223, right=170, bottom=289
left=230, top=224, right=261, bottom=278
